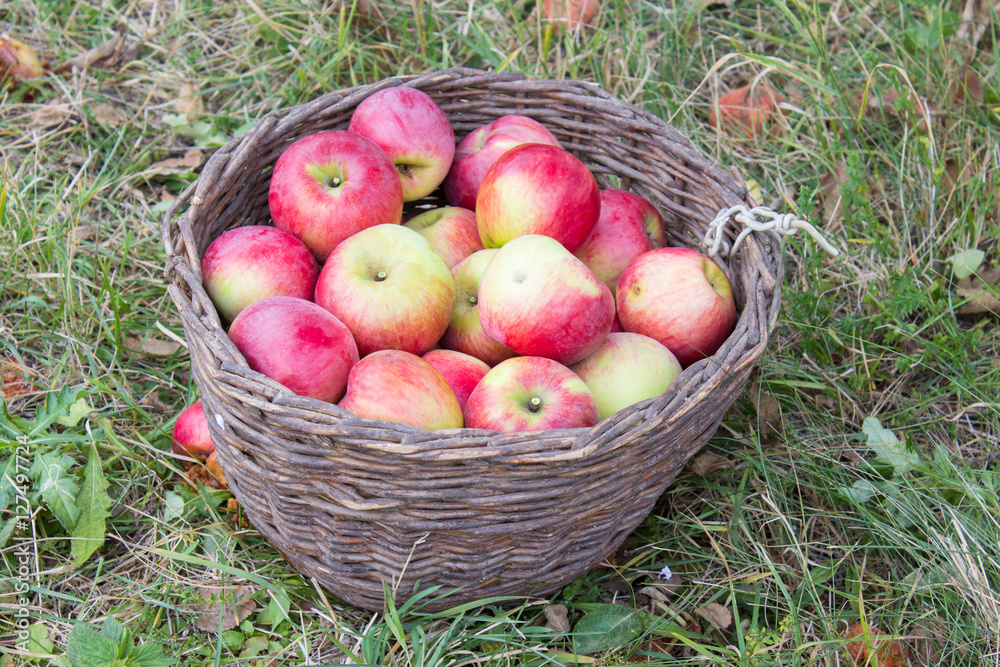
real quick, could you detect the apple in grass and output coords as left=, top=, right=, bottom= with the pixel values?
left=171, top=401, right=215, bottom=461
left=422, top=349, right=491, bottom=412
left=314, top=224, right=455, bottom=357
left=574, top=189, right=666, bottom=296
left=569, top=332, right=682, bottom=420
left=441, top=249, right=518, bottom=367
left=268, top=130, right=404, bottom=262
left=464, top=356, right=599, bottom=432
left=443, top=115, right=562, bottom=210
left=339, top=350, right=463, bottom=430
left=478, top=234, right=614, bottom=365
left=201, top=225, right=320, bottom=323
left=228, top=296, right=359, bottom=403
left=403, top=206, right=483, bottom=269
left=616, top=247, right=737, bottom=367
left=476, top=143, right=600, bottom=253
left=348, top=87, right=455, bottom=202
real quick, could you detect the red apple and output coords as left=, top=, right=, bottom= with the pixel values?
left=574, top=189, right=666, bottom=296
left=443, top=115, right=562, bottom=210
left=171, top=400, right=215, bottom=461
left=708, top=85, right=785, bottom=138
left=348, top=87, right=455, bottom=202
left=422, top=349, right=491, bottom=412
left=569, top=332, right=682, bottom=420
left=403, top=206, right=484, bottom=269
left=314, top=224, right=455, bottom=357
left=478, top=234, right=614, bottom=365
left=268, top=130, right=404, bottom=262
left=464, top=356, right=599, bottom=432
left=201, top=225, right=320, bottom=322
left=476, top=143, right=600, bottom=252
left=541, top=0, right=601, bottom=29
left=228, top=296, right=359, bottom=403
left=441, top=249, right=519, bottom=367
left=616, top=247, right=737, bottom=367
left=339, top=350, right=463, bottom=430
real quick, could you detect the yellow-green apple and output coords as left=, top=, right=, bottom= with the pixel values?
left=268, top=130, right=403, bottom=262
left=573, top=189, right=666, bottom=296
left=422, top=349, right=491, bottom=412
left=171, top=401, right=215, bottom=461
left=348, top=87, right=455, bottom=202
left=339, top=350, right=463, bottom=430
left=441, top=249, right=518, bottom=366
left=314, top=224, right=456, bottom=357
left=478, top=234, right=614, bottom=365
left=464, top=356, right=599, bottom=432
left=569, top=332, right=682, bottom=420
left=201, top=225, right=320, bottom=323
left=476, top=143, right=600, bottom=252
left=228, top=296, right=359, bottom=403
left=616, top=247, right=737, bottom=367
left=443, top=115, right=562, bottom=210
left=403, top=206, right=483, bottom=269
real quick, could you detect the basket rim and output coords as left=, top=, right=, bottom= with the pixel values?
left=161, top=66, right=783, bottom=463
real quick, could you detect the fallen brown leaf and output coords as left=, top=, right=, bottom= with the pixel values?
left=842, top=623, right=907, bottom=667
left=756, top=393, right=784, bottom=446
left=696, top=602, right=732, bottom=631
left=1, top=358, right=31, bottom=403
left=55, top=26, right=129, bottom=73
left=950, top=64, right=984, bottom=106
left=148, top=148, right=204, bottom=173
left=1, top=32, right=44, bottom=89
left=818, top=161, right=850, bottom=225
left=541, top=0, right=601, bottom=29
left=176, top=82, right=204, bottom=120
left=90, top=101, right=129, bottom=127
left=191, top=584, right=255, bottom=633
left=30, top=101, right=73, bottom=129
left=205, top=452, right=228, bottom=489
left=124, top=335, right=184, bottom=357
left=956, top=266, right=1000, bottom=315
left=709, top=84, right=785, bottom=138
left=543, top=604, right=571, bottom=633
left=908, top=616, right=957, bottom=666
left=688, top=451, right=732, bottom=476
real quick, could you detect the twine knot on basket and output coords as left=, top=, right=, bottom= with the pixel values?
left=704, top=205, right=840, bottom=258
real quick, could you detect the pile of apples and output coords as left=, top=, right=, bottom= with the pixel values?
left=194, top=86, right=738, bottom=434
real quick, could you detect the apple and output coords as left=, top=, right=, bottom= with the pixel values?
left=476, top=143, right=600, bottom=253
left=569, top=332, right=682, bottom=420
left=228, top=296, right=359, bottom=403
left=171, top=400, right=215, bottom=461
left=314, top=224, right=456, bottom=357
left=574, top=189, right=666, bottom=296
left=422, top=349, right=491, bottom=412
left=339, top=350, right=463, bottom=430
left=201, top=225, right=320, bottom=322
left=440, top=249, right=519, bottom=367
left=478, top=234, right=614, bottom=365
left=708, top=85, right=785, bottom=138
left=268, top=130, right=404, bottom=262
left=348, top=86, right=455, bottom=202
left=443, top=115, right=562, bottom=210
left=616, top=247, right=737, bottom=367
left=403, top=206, right=484, bottom=269
left=464, top=356, right=599, bottom=432
left=541, top=0, right=601, bottom=29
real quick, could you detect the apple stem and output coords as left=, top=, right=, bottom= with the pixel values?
left=469, top=295, right=478, bottom=306
left=329, top=176, right=342, bottom=188
left=375, top=271, right=387, bottom=282
left=528, top=397, right=542, bottom=413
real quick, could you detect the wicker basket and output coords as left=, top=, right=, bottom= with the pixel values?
left=162, top=67, right=782, bottom=612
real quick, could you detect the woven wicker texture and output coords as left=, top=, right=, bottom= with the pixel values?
left=162, top=67, right=782, bottom=612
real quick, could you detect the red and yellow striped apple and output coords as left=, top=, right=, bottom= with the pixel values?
left=441, top=249, right=518, bottom=367
left=422, top=349, right=491, bottom=412
left=403, top=206, right=483, bottom=269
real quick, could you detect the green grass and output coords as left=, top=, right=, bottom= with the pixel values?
left=1, top=0, right=999, bottom=664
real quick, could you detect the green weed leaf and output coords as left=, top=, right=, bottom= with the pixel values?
left=948, top=249, right=985, bottom=279
left=0, top=455, right=18, bottom=510
left=71, top=444, right=111, bottom=564
left=0, top=515, right=17, bottom=548
left=572, top=603, right=647, bottom=655
left=66, top=623, right=119, bottom=667
left=162, top=491, right=184, bottom=522
left=863, top=417, right=919, bottom=474
left=29, top=451, right=79, bottom=530
left=25, top=623, right=54, bottom=663
left=268, top=589, right=292, bottom=629
left=29, top=387, right=87, bottom=437
left=127, top=642, right=176, bottom=667
left=841, top=479, right=880, bottom=503
left=99, top=617, right=127, bottom=645
left=56, top=398, right=94, bottom=428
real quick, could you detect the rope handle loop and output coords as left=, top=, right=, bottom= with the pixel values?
left=704, top=205, right=840, bottom=258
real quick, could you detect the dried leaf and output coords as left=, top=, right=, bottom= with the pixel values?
left=709, top=84, right=785, bottom=138
left=124, top=335, right=184, bottom=357
left=841, top=623, right=907, bottom=667
left=544, top=604, right=571, bottom=634
left=148, top=148, right=204, bottom=173
left=205, top=452, right=228, bottom=489
left=909, top=616, right=956, bottom=666
left=756, top=393, right=784, bottom=445
left=541, top=0, right=601, bottom=29
left=956, top=266, right=1000, bottom=315
left=818, top=161, right=850, bottom=224
left=191, top=584, right=255, bottom=633
left=688, top=451, right=732, bottom=476
left=0, top=32, right=44, bottom=88
left=176, top=82, right=204, bottom=120
left=90, top=101, right=128, bottom=127
left=950, top=64, right=984, bottom=106
left=55, top=27, right=127, bottom=73
left=30, top=101, right=73, bottom=128
left=695, top=602, right=732, bottom=631
left=956, top=0, right=993, bottom=48
left=1, top=359, right=31, bottom=403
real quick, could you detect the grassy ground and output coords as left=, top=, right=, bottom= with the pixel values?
left=1, top=0, right=998, bottom=664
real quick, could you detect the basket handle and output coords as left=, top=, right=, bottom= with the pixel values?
left=704, top=205, right=840, bottom=258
